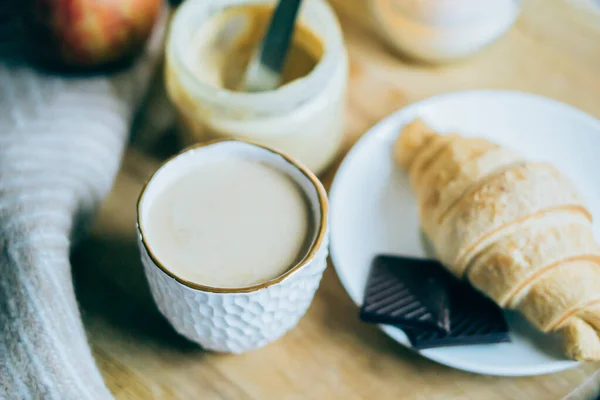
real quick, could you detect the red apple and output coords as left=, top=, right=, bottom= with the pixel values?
left=22, top=0, right=162, bottom=69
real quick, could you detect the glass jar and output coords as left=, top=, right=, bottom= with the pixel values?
left=369, top=0, right=522, bottom=63
left=165, top=0, right=348, bottom=175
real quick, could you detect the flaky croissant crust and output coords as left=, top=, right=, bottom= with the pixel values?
left=394, top=119, right=600, bottom=361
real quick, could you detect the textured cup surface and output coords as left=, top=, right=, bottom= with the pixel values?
left=137, top=140, right=329, bottom=353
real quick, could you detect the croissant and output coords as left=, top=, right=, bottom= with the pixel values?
left=394, top=119, right=600, bottom=361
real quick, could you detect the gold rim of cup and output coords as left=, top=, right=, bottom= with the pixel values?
left=136, top=139, right=329, bottom=294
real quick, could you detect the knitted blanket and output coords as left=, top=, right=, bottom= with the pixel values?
left=0, top=10, right=166, bottom=400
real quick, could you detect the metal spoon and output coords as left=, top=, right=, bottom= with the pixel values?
left=241, top=0, right=303, bottom=92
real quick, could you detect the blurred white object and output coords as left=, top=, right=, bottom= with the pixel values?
left=369, top=0, right=522, bottom=63
left=566, top=0, right=600, bottom=30
left=568, top=0, right=600, bottom=12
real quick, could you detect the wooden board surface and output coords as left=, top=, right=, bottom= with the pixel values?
left=72, top=1, right=600, bottom=398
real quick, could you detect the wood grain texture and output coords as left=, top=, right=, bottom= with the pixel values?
left=72, top=1, right=600, bottom=398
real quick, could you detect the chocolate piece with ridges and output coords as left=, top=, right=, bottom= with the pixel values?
left=404, top=269, right=511, bottom=349
left=360, top=255, right=450, bottom=333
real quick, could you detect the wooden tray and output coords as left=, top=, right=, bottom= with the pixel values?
left=72, top=1, right=600, bottom=398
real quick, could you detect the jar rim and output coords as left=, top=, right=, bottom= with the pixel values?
left=167, top=0, right=344, bottom=115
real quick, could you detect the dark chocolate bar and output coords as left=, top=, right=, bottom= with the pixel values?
left=404, top=278, right=510, bottom=349
left=360, top=255, right=450, bottom=333
left=361, top=254, right=510, bottom=349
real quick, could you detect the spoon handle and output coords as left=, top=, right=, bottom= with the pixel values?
left=242, top=0, right=303, bottom=92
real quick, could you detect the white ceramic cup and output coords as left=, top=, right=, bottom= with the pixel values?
left=137, top=140, right=329, bottom=353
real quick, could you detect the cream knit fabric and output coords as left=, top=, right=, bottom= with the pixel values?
left=0, top=12, right=166, bottom=400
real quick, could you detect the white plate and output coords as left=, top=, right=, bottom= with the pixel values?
left=329, top=90, right=600, bottom=376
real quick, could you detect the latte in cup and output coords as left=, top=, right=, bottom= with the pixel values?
left=137, top=140, right=329, bottom=353
left=144, top=157, right=313, bottom=288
